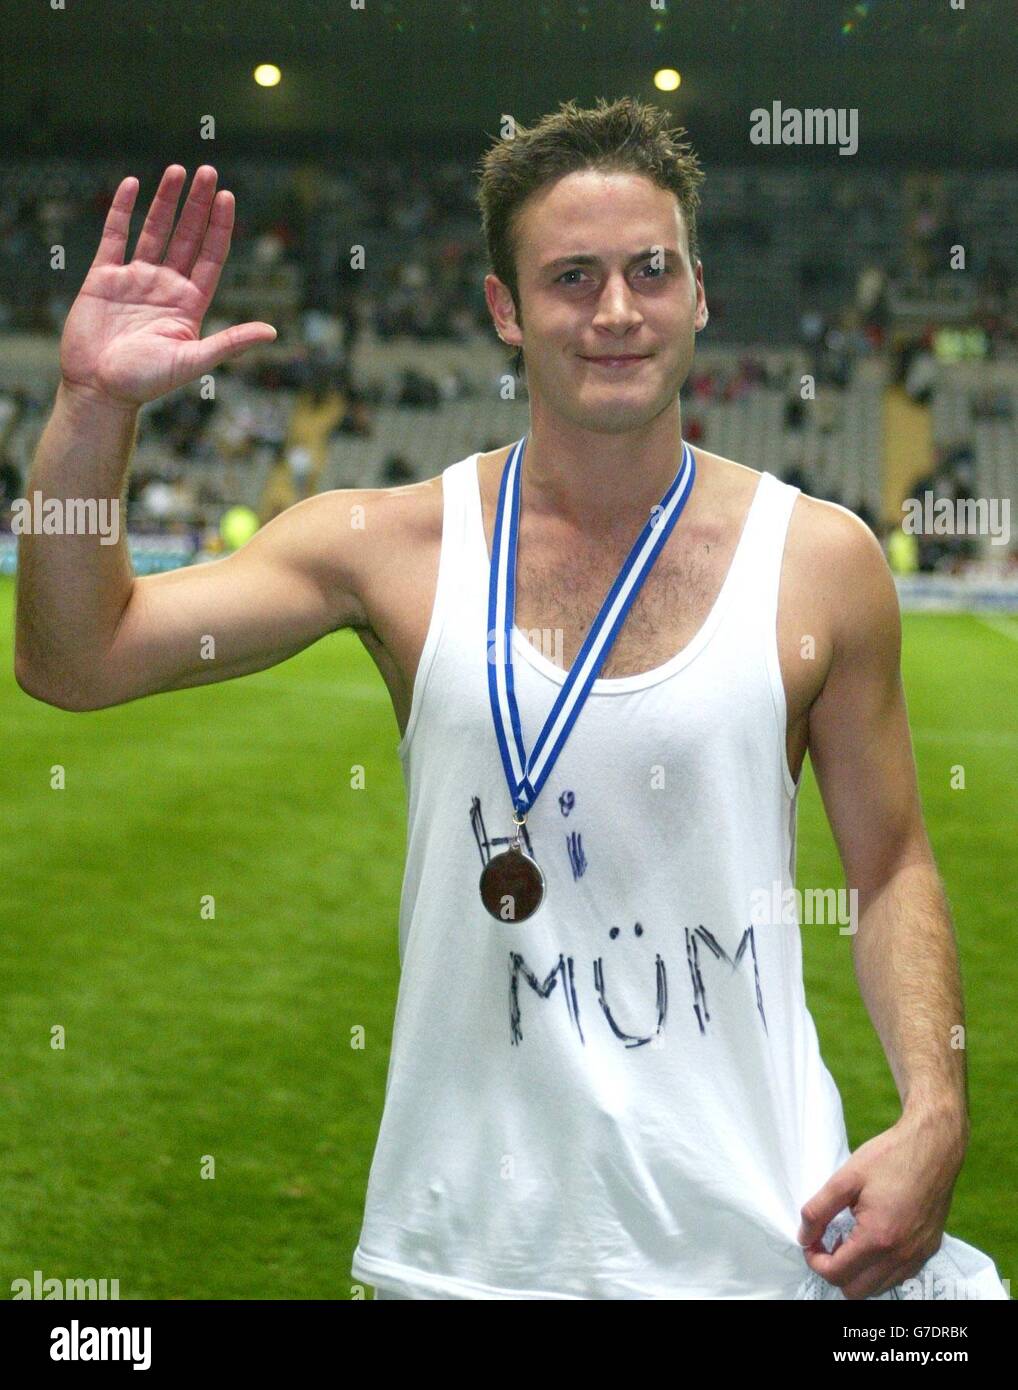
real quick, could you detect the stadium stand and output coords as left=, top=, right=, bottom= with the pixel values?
left=1, top=159, right=1015, bottom=577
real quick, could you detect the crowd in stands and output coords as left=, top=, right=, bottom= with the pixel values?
left=0, top=158, right=492, bottom=344
left=2, top=159, right=1016, bottom=347
left=1, top=160, right=1015, bottom=571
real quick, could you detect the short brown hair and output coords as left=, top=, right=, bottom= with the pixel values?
left=474, top=96, right=706, bottom=377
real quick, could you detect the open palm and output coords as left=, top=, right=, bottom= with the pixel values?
left=61, top=164, right=276, bottom=408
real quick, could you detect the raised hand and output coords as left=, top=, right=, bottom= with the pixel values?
left=60, top=165, right=277, bottom=409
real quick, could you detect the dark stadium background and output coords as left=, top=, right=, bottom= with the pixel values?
left=1, top=0, right=1015, bottom=1300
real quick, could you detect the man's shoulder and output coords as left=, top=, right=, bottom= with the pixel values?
left=694, top=446, right=873, bottom=548
left=698, top=445, right=895, bottom=646
left=696, top=443, right=881, bottom=570
left=785, top=489, right=887, bottom=587
left=781, top=485, right=898, bottom=657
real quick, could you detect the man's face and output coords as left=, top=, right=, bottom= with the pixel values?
left=485, top=169, right=707, bottom=435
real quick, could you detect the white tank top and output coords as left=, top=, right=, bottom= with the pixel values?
left=350, top=451, right=1004, bottom=1300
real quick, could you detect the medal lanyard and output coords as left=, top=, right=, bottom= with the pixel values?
left=486, top=433, right=696, bottom=819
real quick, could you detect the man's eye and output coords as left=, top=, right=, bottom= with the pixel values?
left=556, top=264, right=671, bottom=284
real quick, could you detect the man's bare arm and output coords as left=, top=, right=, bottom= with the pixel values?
left=796, top=501, right=967, bottom=1297
left=806, top=506, right=967, bottom=1131
left=14, top=163, right=375, bottom=712
left=15, top=387, right=372, bottom=709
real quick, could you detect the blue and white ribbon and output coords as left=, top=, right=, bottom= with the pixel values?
left=486, top=433, right=696, bottom=816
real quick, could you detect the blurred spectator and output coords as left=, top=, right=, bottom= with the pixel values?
left=394, top=367, right=441, bottom=409
left=0, top=450, right=22, bottom=515
left=894, top=340, right=938, bottom=405
left=381, top=454, right=416, bottom=485
left=137, top=475, right=188, bottom=528
left=783, top=393, right=805, bottom=431
left=285, top=371, right=348, bottom=497
left=0, top=386, right=28, bottom=451
left=258, top=445, right=298, bottom=525
left=886, top=524, right=919, bottom=575
left=148, top=388, right=217, bottom=459
left=855, top=265, right=889, bottom=334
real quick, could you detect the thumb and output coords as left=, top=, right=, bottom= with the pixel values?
left=797, top=1162, right=862, bottom=1247
left=178, top=321, right=277, bottom=377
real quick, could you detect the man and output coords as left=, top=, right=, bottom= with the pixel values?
left=14, top=98, right=1007, bottom=1300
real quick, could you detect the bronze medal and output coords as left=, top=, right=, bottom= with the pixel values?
left=479, top=842, right=546, bottom=922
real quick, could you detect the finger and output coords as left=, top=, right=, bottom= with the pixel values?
left=176, top=322, right=278, bottom=378
left=90, top=176, right=140, bottom=269
left=798, top=1175, right=861, bottom=1246
left=162, top=165, right=219, bottom=278
left=805, top=1226, right=886, bottom=1290
left=803, top=1230, right=841, bottom=1257
left=131, top=165, right=188, bottom=264
left=188, top=190, right=236, bottom=304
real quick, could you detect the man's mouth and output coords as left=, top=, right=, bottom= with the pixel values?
left=578, top=354, right=650, bottom=367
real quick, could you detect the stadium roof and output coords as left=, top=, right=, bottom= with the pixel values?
left=3, top=0, right=1013, bottom=165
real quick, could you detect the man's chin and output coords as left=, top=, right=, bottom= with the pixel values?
left=565, top=383, right=680, bottom=431
left=558, top=402, right=668, bottom=436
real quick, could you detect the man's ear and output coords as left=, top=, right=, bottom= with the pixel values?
left=484, top=272, right=523, bottom=350
left=693, top=259, right=708, bottom=332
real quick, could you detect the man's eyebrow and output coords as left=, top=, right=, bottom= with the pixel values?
left=541, top=247, right=679, bottom=273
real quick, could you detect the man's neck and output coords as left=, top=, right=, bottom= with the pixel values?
left=520, top=409, right=689, bottom=537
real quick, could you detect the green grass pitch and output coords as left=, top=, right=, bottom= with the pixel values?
left=1, top=575, right=1014, bottom=1298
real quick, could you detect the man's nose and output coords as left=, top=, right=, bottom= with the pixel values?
left=591, top=273, right=643, bottom=333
